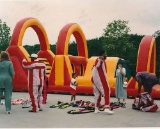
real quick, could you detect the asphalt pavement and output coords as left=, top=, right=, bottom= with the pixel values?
left=0, top=92, right=160, bottom=128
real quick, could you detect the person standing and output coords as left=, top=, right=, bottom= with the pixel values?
left=0, top=51, right=15, bottom=114
left=70, top=73, right=78, bottom=103
left=22, top=54, right=46, bottom=112
left=91, top=50, right=113, bottom=114
left=135, top=71, right=159, bottom=96
left=115, top=62, right=127, bottom=107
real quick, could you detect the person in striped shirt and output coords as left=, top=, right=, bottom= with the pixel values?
left=91, top=50, right=113, bottom=114
left=22, top=54, right=46, bottom=113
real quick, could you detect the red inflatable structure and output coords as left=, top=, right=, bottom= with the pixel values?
left=6, top=17, right=160, bottom=98
left=127, top=36, right=160, bottom=98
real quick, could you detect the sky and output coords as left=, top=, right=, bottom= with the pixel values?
left=0, top=0, right=160, bottom=46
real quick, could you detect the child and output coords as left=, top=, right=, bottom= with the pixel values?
left=70, top=73, right=78, bottom=103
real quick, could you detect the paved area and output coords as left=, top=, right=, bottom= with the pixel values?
left=0, top=92, right=160, bottom=128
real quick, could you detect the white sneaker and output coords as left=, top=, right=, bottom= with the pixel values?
left=94, top=108, right=100, bottom=113
left=104, top=109, right=114, bottom=115
left=6, top=111, right=11, bottom=114
left=22, top=100, right=31, bottom=108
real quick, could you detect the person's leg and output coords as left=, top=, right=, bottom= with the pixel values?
left=103, top=84, right=110, bottom=108
left=144, top=77, right=158, bottom=93
left=29, top=85, right=38, bottom=112
left=97, top=93, right=102, bottom=106
left=42, top=85, right=46, bottom=104
left=93, top=83, right=101, bottom=113
left=38, top=86, right=43, bottom=110
left=95, top=94, right=101, bottom=113
left=93, top=84, right=101, bottom=107
left=71, top=95, right=74, bottom=101
left=102, top=83, right=114, bottom=114
left=4, top=87, right=12, bottom=112
left=0, top=88, right=4, bottom=104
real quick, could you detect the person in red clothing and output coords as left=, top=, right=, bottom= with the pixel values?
left=91, top=50, right=113, bottom=114
left=22, top=54, right=46, bottom=112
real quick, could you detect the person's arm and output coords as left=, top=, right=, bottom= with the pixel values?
left=137, top=79, right=142, bottom=96
left=116, top=69, right=118, bottom=77
left=22, top=58, right=34, bottom=69
left=121, top=68, right=126, bottom=76
left=9, top=62, right=15, bottom=85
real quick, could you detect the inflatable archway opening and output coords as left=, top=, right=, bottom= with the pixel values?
left=56, top=23, right=88, bottom=58
left=47, top=23, right=89, bottom=93
left=7, top=17, right=55, bottom=91
left=68, top=56, right=87, bottom=76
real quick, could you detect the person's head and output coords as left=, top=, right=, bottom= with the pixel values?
left=72, top=73, right=77, bottom=78
left=30, top=54, right=38, bottom=61
left=0, top=51, right=10, bottom=61
left=118, top=62, right=123, bottom=68
left=99, top=50, right=107, bottom=60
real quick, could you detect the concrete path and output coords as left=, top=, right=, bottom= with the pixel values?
left=0, top=92, right=160, bottom=128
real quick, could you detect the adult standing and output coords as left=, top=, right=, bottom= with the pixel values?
left=91, top=50, right=113, bottom=114
left=115, top=62, right=127, bottom=107
left=0, top=51, right=15, bottom=114
left=22, top=54, right=46, bottom=112
left=135, top=71, right=159, bottom=96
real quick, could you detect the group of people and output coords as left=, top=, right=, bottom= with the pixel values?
left=0, top=52, right=48, bottom=114
left=89, top=50, right=159, bottom=114
left=0, top=50, right=159, bottom=114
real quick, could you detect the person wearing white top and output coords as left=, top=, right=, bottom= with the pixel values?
left=70, top=73, right=78, bottom=103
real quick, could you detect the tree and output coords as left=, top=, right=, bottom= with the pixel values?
left=68, top=41, right=78, bottom=56
left=50, top=44, right=56, bottom=54
left=87, top=38, right=103, bottom=57
left=102, top=20, right=137, bottom=74
left=23, top=44, right=40, bottom=55
left=0, top=19, right=11, bottom=51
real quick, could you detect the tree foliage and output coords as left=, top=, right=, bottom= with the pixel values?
left=102, top=20, right=140, bottom=74
left=68, top=41, right=78, bottom=56
left=102, top=20, right=134, bottom=57
left=0, top=19, right=11, bottom=51
left=87, top=38, right=103, bottom=57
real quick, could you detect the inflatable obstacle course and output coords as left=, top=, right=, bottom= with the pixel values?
left=6, top=17, right=160, bottom=98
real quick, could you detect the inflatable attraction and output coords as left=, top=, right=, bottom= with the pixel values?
left=6, top=17, right=160, bottom=98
